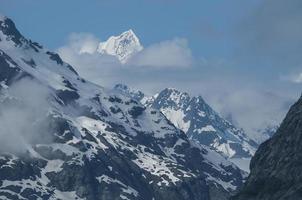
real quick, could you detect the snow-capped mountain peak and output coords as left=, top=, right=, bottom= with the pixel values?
left=114, top=84, right=258, bottom=167
left=97, top=29, right=143, bottom=63
left=0, top=14, right=6, bottom=21
left=154, top=88, right=191, bottom=109
left=0, top=16, right=25, bottom=46
left=114, top=83, right=145, bottom=101
left=154, top=88, right=258, bottom=160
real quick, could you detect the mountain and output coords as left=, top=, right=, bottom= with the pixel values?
left=232, top=95, right=302, bottom=200
left=97, top=29, right=143, bottom=63
left=115, top=85, right=258, bottom=159
left=0, top=15, right=246, bottom=200
left=115, top=85, right=258, bottom=171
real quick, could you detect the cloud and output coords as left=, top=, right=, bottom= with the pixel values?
left=128, top=38, right=193, bottom=68
left=57, top=32, right=298, bottom=142
left=165, top=73, right=295, bottom=141
left=280, top=71, right=302, bottom=84
left=288, top=73, right=302, bottom=84
left=64, top=32, right=100, bottom=54
left=0, top=78, right=53, bottom=154
left=292, top=73, right=302, bottom=83
left=207, top=89, right=292, bottom=135
left=57, top=33, right=194, bottom=88
left=57, top=33, right=122, bottom=86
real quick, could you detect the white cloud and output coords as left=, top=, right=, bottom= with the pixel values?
left=57, top=33, right=122, bottom=86
left=57, top=33, right=194, bottom=87
left=209, top=90, right=290, bottom=132
left=56, top=32, right=298, bottom=142
left=128, top=38, right=193, bottom=68
left=186, top=77, right=296, bottom=142
left=281, top=72, right=302, bottom=84
left=0, top=78, right=53, bottom=154
left=65, top=33, right=100, bottom=54
left=290, top=73, right=302, bottom=83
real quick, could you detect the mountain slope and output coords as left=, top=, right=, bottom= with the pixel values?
left=115, top=85, right=257, bottom=162
left=232, top=95, right=302, bottom=200
left=97, top=29, right=143, bottom=63
left=0, top=16, right=245, bottom=200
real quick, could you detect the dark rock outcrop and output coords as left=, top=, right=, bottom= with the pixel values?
left=233, top=96, right=302, bottom=200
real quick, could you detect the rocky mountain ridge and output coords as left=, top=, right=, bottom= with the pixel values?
left=114, top=84, right=258, bottom=173
left=0, top=15, right=245, bottom=200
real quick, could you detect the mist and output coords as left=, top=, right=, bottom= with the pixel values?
left=0, top=78, right=53, bottom=154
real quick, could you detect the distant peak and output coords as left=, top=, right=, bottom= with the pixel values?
left=162, top=88, right=189, bottom=96
left=0, top=14, right=7, bottom=22
left=159, top=88, right=207, bottom=107
left=121, top=29, right=135, bottom=36
left=0, top=15, right=25, bottom=46
left=114, top=83, right=145, bottom=101
left=163, top=87, right=179, bottom=93
left=128, top=29, right=134, bottom=33
left=166, top=87, right=178, bottom=91
left=156, top=88, right=191, bottom=107
left=97, top=29, right=143, bottom=63
left=114, top=83, right=129, bottom=91
left=193, top=95, right=206, bottom=103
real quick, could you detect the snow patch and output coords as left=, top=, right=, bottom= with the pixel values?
left=161, top=108, right=190, bottom=133
left=213, top=142, right=236, bottom=158
left=96, top=175, right=139, bottom=197
left=197, top=125, right=216, bottom=133
left=132, top=147, right=192, bottom=186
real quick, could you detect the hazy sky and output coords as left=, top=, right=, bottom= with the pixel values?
left=1, top=0, right=302, bottom=136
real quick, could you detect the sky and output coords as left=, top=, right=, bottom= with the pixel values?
left=1, top=0, right=302, bottom=138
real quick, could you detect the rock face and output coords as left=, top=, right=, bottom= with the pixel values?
left=0, top=15, right=246, bottom=200
left=232, top=95, right=302, bottom=200
left=97, top=29, right=143, bottom=63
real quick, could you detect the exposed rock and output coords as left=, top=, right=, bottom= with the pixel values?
left=233, top=96, right=302, bottom=200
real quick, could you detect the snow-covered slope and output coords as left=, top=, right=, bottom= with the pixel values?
left=115, top=85, right=258, bottom=170
left=0, top=16, right=246, bottom=200
left=97, top=29, right=143, bottom=63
